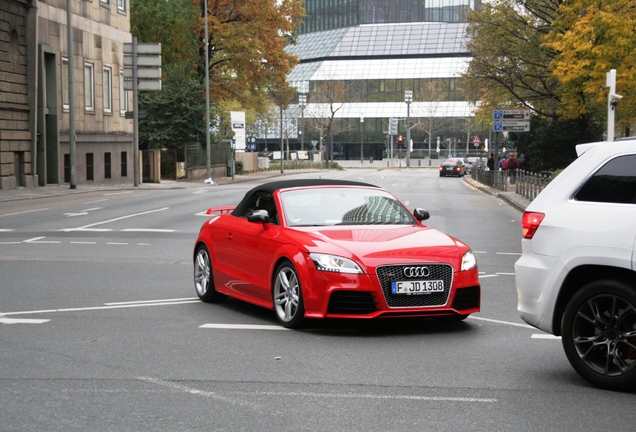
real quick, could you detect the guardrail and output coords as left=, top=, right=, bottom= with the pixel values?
left=515, top=170, right=552, bottom=201
left=471, top=168, right=552, bottom=200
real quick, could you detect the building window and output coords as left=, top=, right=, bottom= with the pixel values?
left=103, top=66, right=112, bottom=113
left=117, top=0, right=126, bottom=13
left=84, top=62, right=94, bottom=111
left=120, top=69, right=128, bottom=115
left=105, top=152, right=112, bottom=179
left=62, top=57, right=69, bottom=109
left=100, top=0, right=110, bottom=4
left=121, top=151, right=128, bottom=177
left=86, top=153, right=94, bottom=181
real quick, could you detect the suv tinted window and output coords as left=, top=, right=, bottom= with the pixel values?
left=575, top=154, right=636, bottom=204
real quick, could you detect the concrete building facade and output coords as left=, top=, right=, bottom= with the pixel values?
left=1, top=0, right=133, bottom=190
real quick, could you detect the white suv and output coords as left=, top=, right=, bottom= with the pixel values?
left=515, top=138, right=636, bottom=391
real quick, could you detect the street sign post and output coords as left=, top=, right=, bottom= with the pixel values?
left=493, top=121, right=530, bottom=132
left=123, top=39, right=162, bottom=186
left=493, top=109, right=530, bottom=120
left=493, top=109, right=530, bottom=132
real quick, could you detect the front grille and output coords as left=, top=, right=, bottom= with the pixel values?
left=452, top=286, right=480, bottom=310
left=327, top=291, right=377, bottom=314
left=376, top=264, right=453, bottom=308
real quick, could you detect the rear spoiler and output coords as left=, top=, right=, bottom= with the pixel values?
left=575, top=142, right=601, bottom=157
left=206, top=206, right=235, bottom=215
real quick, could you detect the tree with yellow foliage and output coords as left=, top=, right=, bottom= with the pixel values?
left=194, top=0, right=305, bottom=112
left=545, top=0, right=636, bottom=136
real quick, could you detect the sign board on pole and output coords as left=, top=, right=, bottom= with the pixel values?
left=230, top=111, right=246, bottom=151
left=123, top=42, right=162, bottom=92
left=493, top=121, right=530, bottom=132
left=493, top=109, right=530, bottom=120
left=388, top=117, right=398, bottom=135
left=493, top=109, right=530, bottom=132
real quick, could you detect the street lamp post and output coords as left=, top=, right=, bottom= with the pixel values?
left=405, top=90, right=412, bottom=167
left=204, top=0, right=211, bottom=180
left=360, top=115, right=364, bottom=163
left=299, top=94, right=306, bottom=151
left=66, top=0, right=76, bottom=189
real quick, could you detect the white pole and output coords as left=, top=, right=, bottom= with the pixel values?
left=606, top=69, right=617, bottom=142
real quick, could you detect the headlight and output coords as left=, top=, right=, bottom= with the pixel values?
left=309, top=253, right=363, bottom=274
left=461, top=250, right=477, bottom=271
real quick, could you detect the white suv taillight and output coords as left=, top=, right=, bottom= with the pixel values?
left=521, top=211, right=545, bottom=239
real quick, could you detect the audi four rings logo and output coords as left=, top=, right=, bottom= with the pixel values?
left=403, top=267, right=430, bottom=278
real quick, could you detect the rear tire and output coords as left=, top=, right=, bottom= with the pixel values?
left=561, top=279, right=636, bottom=391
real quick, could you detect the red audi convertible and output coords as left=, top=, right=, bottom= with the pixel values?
left=193, top=179, right=480, bottom=328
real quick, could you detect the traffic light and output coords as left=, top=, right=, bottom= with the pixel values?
left=397, top=135, right=404, bottom=148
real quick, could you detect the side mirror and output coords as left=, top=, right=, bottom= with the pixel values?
left=247, top=209, right=270, bottom=224
left=413, top=208, right=430, bottom=221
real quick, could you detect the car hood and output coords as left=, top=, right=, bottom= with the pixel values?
left=295, top=225, right=466, bottom=266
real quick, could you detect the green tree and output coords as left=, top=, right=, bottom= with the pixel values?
left=130, top=0, right=305, bottom=160
left=463, top=0, right=607, bottom=169
left=544, top=0, right=636, bottom=135
left=137, top=64, right=214, bottom=158
left=464, top=0, right=561, bottom=118
left=131, top=0, right=200, bottom=76
left=194, top=0, right=305, bottom=113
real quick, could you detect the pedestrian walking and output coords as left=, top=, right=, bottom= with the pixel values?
left=487, top=153, right=495, bottom=171
left=508, top=154, right=519, bottom=184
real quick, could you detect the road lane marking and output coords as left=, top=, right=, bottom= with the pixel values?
left=121, top=228, right=176, bottom=233
left=103, top=191, right=133, bottom=196
left=64, top=207, right=103, bottom=217
left=0, top=318, right=50, bottom=324
left=137, top=376, right=497, bottom=404
left=468, top=315, right=534, bottom=329
left=496, top=252, right=522, bottom=256
left=200, top=323, right=290, bottom=331
left=532, top=333, right=561, bottom=340
left=23, top=237, right=60, bottom=244
left=105, top=297, right=198, bottom=305
left=0, top=299, right=200, bottom=317
left=0, top=208, right=49, bottom=218
left=60, top=207, right=170, bottom=232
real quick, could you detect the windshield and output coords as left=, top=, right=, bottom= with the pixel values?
left=280, top=187, right=416, bottom=227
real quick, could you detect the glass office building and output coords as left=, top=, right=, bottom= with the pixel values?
left=275, top=0, right=483, bottom=161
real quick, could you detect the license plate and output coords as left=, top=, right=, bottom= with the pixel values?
left=391, top=280, right=444, bottom=295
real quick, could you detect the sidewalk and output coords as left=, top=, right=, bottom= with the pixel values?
left=0, top=164, right=531, bottom=211
left=0, top=169, right=300, bottom=203
left=463, top=176, right=531, bottom=212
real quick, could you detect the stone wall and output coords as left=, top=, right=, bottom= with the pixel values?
left=0, top=0, right=33, bottom=190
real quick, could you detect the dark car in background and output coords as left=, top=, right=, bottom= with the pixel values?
left=439, top=159, right=465, bottom=177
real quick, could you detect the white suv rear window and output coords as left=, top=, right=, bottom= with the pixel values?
left=574, top=154, right=636, bottom=204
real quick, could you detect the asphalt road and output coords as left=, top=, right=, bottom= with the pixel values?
left=1, top=169, right=634, bottom=431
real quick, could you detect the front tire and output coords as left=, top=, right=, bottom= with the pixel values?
left=194, top=245, right=227, bottom=303
left=273, top=261, right=305, bottom=329
left=561, top=279, right=636, bottom=391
